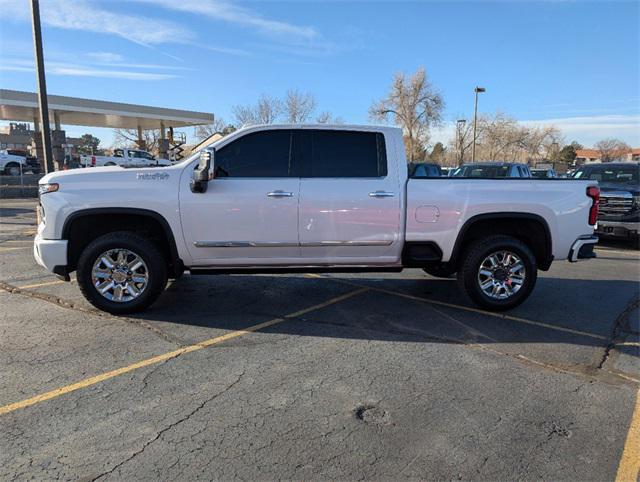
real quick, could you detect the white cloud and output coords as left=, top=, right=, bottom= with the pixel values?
left=86, top=52, right=125, bottom=63
left=134, top=0, right=317, bottom=40
left=0, top=59, right=179, bottom=81
left=48, top=66, right=178, bottom=80
left=0, top=0, right=193, bottom=46
left=522, top=114, right=640, bottom=146
left=428, top=114, right=640, bottom=149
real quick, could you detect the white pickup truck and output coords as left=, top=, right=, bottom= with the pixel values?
left=80, top=148, right=171, bottom=168
left=34, top=124, right=600, bottom=314
left=0, top=150, right=28, bottom=176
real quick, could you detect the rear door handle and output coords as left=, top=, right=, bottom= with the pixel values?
left=267, top=190, right=294, bottom=198
left=369, top=191, right=395, bottom=198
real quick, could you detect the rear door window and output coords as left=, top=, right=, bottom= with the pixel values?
left=299, top=130, right=387, bottom=178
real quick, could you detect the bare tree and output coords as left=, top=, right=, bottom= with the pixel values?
left=316, top=111, right=332, bottom=123
left=284, top=89, right=317, bottom=124
left=370, top=67, right=444, bottom=162
left=446, top=112, right=565, bottom=165
left=316, top=111, right=344, bottom=124
left=232, top=104, right=257, bottom=127
left=446, top=118, right=477, bottom=166
left=232, top=94, right=282, bottom=126
left=113, top=128, right=160, bottom=153
left=594, top=138, right=631, bottom=162
left=255, top=94, right=282, bottom=124
left=194, top=117, right=236, bottom=141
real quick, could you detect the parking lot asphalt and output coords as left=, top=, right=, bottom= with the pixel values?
left=1, top=198, right=639, bottom=480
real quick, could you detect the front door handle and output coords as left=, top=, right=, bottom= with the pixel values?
left=369, top=191, right=395, bottom=198
left=267, top=190, right=294, bottom=198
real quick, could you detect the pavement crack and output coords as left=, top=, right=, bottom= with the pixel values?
left=597, top=295, right=640, bottom=370
left=92, top=370, right=245, bottom=481
left=0, top=280, right=184, bottom=347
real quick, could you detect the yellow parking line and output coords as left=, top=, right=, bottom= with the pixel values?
left=595, top=248, right=640, bottom=257
left=307, top=274, right=608, bottom=341
left=0, top=247, right=30, bottom=252
left=0, top=287, right=368, bottom=416
left=17, top=280, right=68, bottom=290
left=617, top=341, right=640, bottom=348
left=616, top=390, right=640, bottom=482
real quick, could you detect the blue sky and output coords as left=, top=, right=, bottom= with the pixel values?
left=0, top=0, right=638, bottom=148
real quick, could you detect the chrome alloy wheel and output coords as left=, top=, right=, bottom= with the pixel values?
left=91, top=249, right=149, bottom=302
left=477, top=250, right=526, bottom=300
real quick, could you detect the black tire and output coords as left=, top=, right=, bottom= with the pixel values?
left=422, top=263, right=456, bottom=278
left=77, top=231, right=167, bottom=314
left=4, top=162, right=21, bottom=176
left=457, top=235, right=537, bottom=311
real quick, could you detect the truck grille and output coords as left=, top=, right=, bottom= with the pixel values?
left=600, top=193, right=633, bottom=216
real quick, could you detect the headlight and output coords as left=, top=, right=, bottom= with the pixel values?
left=38, top=183, right=59, bottom=195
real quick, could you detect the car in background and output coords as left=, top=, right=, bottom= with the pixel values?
left=451, top=162, right=532, bottom=178
left=573, top=162, right=640, bottom=243
left=409, top=162, right=442, bottom=178
left=80, top=148, right=171, bottom=168
left=0, top=149, right=29, bottom=176
left=6, top=149, right=40, bottom=174
left=440, top=167, right=453, bottom=177
left=531, top=168, right=557, bottom=179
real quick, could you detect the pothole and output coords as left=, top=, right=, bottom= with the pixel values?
left=354, top=404, right=391, bottom=425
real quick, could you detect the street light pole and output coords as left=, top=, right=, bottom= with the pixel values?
left=30, top=0, right=54, bottom=174
left=471, top=86, right=485, bottom=163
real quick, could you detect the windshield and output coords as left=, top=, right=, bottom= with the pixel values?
left=573, top=165, right=639, bottom=184
left=453, top=165, right=511, bottom=178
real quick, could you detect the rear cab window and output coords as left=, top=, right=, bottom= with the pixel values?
left=296, top=130, right=387, bottom=178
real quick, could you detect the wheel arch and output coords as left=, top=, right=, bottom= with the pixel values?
left=62, top=208, right=183, bottom=278
left=450, top=212, right=553, bottom=271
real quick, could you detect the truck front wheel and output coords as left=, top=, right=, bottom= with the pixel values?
left=77, top=231, right=167, bottom=314
left=457, top=235, right=537, bottom=311
left=4, top=162, right=21, bottom=176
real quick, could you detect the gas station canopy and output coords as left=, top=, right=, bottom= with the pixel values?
left=0, top=89, right=214, bottom=130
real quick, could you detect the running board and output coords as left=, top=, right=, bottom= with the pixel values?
left=189, top=266, right=403, bottom=276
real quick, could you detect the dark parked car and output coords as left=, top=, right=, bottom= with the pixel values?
left=451, top=162, right=532, bottom=178
left=573, top=163, right=640, bottom=243
left=409, top=162, right=442, bottom=178
left=531, top=168, right=557, bottom=179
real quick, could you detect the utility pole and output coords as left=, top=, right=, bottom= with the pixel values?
left=471, top=86, right=485, bottom=163
left=30, top=0, right=54, bottom=173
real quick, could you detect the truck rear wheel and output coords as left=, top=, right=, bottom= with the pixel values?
left=77, top=231, right=167, bottom=314
left=457, top=235, right=537, bottom=311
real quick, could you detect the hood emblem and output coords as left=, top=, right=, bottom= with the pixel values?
left=137, top=172, right=169, bottom=181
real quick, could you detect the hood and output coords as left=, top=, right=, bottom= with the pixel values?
left=598, top=181, right=640, bottom=197
left=39, top=165, right=177, bottom=185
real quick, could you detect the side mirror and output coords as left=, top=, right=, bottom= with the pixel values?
left=190, top=149, right=214, bottom=193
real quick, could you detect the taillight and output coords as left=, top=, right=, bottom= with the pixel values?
left=587, top=185, right=599, bottom=226
left=91, top=156, right=96, bottom=166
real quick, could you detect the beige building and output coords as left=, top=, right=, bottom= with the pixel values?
left=575, top=148, right=640, bottom=165
left=0, top=122, right=33, bottom=151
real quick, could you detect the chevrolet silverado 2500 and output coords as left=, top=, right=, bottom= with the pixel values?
left=573, top=162, right=639, bottom=243
left=34, top=124, right=600, bottom=314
